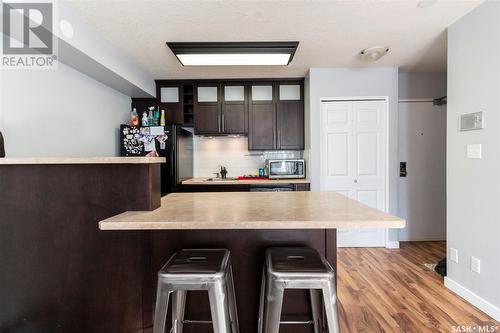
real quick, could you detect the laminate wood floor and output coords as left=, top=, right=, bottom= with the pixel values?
left=337, top=241, right=499, bottom=333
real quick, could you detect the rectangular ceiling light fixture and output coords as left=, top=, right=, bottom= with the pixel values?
left=166, top=42, right=299, bottom=66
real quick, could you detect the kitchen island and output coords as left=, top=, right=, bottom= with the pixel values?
left=100, top=191, right=404, bottom=333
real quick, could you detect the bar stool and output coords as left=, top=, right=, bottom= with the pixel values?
left=153, top=249, right=239, bottom=333
left=258, top=247, right=340, bottom=333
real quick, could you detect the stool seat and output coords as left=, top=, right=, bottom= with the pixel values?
left=161, top=249, right=229, bottom=275
left=154, top=248, right=239, bottom=333
left=258, top=247, right=340, bottom=333
left=267, top=247, right=330, bottom=274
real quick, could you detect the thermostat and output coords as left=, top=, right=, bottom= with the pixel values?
left=460, top=112, right=483, bottom=131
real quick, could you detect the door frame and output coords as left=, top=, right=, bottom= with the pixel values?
left=319, top=96, right=391, bottom=247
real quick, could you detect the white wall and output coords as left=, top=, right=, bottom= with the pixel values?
left=306, top=67, right=399, bottom=244
left=446, top=0, right=500, bottom=320
left=0, top=63, right=130, bottom=157
left=193, top=136, right=304, bottom=177
left=193, top=136, right=263, bottom=177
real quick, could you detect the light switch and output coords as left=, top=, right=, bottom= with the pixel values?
left=450, top=248, right=459, bottom=263
left=471, top=256, right=481, bottom=274
left=466, top=144, right=482, bottom=159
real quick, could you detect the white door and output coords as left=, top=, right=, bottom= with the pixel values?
left=398, top=101, right=446, bottom=241
left=320, top=99, right=387, bottom=247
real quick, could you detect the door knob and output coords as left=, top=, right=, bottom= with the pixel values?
left=354, top=179, right=358, bottom=183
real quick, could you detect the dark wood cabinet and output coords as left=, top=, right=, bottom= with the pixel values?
left=248, top=81, right=304, bottom=150
left=221, top=83, right=248, bottom=134
left=157, top=83, right=183, bottom=124
left=248, top=101, right=275, bottom=150
left=194, top=83, right=220, bottom=134
left=193, top=83, right=248, bottom=135
left=151, top=79, right=304, bottom=149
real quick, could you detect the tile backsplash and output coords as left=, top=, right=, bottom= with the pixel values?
left=193, top=136, right=303, bottom=177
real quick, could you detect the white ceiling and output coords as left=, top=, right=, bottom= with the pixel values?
left=67, top=0, right=482, bottom=79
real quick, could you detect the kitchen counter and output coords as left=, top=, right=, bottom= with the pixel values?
left=0, top=156, right=166, bottom=164
left=182, top=177, right=310, bottom=185
left=99, top=191, right=405, bottom=230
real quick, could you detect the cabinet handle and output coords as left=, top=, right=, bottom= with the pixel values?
left=222, top=114, right=225, bottom=132
left=218, top=114, right=221, bottom=132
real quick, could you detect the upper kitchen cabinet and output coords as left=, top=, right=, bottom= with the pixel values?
left=156, top=82, right=183, bottom=124
left=193, top=82, right=248, bottom=135
left=276, top=83, right=304, bottom=150
left=194, top=83, right=220, bottom=134
left=248, top=80, right=304, bottom=150
left=221, top=83, right=248, bottom=134
left=248, top=84, right=276, bottom=150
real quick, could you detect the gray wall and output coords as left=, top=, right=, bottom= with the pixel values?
left=0, top=63, right=130, bottom=157
left=446, top=0, right=500, bottom=319
left=399, top=72, right=447, bottom=100
left=306, top=67, right=399, bottom=245
left=398, top=72, right=447, bottom=241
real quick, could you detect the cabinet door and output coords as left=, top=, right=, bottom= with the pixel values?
left=222, top=84, right=247, bottom=134
left=194, top=84, right=220, bottom=134
left=277, top=101, right=304, bottom=149
left=249, top=84, right=275, bottom=150
left=157, top=84, right=183, bottom=124
left=277, top=84, right=304, bottom=150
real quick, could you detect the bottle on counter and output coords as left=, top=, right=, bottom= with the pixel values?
left=160, top=109, right=166, bottom=126
left=142, top=111, right=149, bottom=126
left=154, top=108, right=160, bottom=126
left=148, top=107, right=154, bottom=126
left=131, top=108, right=139, bottom=126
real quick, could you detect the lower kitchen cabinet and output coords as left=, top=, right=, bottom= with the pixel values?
left=182, top=183, right=310, bottom=192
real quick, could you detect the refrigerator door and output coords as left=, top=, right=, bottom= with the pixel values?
left=175, top=126, right=194, bottom=189
left=160, top=126, right=193, bottom=194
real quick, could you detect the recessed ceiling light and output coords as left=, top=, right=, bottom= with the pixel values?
left=166, top=42, right=299, bottom=66
left=359, top=46, right=390, bottom=62
left=418, top=0, right=438, bottom=8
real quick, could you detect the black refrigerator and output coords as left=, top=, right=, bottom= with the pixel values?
left=120, top=125, right=193, bottom=194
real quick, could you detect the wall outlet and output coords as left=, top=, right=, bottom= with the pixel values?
left=450, top=248, right=459, bottom=263
left=466, top=144, right=482, bottom=159
left=471, top=256, right=481, bottom=274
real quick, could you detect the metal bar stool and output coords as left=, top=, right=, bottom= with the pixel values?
left=153, top=249, right=239, bottom=333
left=258, top=247, right=340, bottom=333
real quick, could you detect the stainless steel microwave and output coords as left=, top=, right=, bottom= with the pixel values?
left=266, top=159, right=306, bottom=179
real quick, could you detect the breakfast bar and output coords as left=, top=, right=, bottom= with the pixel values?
left=99, top=191, right=405, bottom=333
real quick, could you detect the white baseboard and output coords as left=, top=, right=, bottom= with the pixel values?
left=444, top=277, right=500, bottom=321
left=385, top=241, right=400, bottom=249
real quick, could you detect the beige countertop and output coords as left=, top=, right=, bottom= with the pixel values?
left=99, top=191, right=405, bottom=230
left=0, top=157, right=166, bottom=165
left=182, top=177, right=310, bottom=185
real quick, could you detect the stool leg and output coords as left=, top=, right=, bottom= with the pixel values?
left=257, top=267, right=266, bottom=333
left=309, top=289, right=322, bottom=333
left=208, top=279, right=232, bottom=333
left=321, top=281, right=340, bottom=333
left=263, top=277, right=284, bottom=333
left=172, top=290, right=187, bottom=333
left=153, top=282, right=172, bottom=333
left=226, top=263, right=240, bottom=333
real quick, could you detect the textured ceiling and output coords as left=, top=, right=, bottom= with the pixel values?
left=67, top=0, right=482, bottom=79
